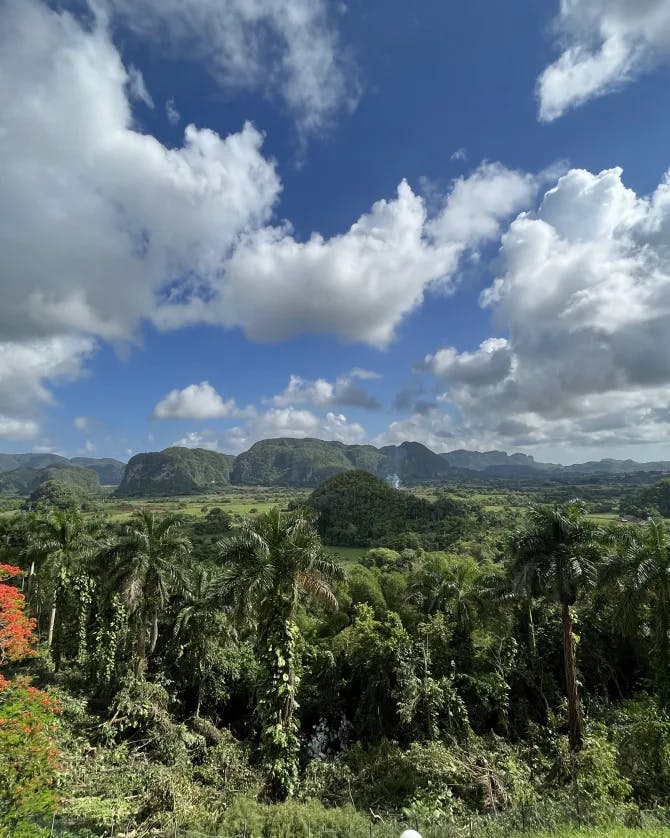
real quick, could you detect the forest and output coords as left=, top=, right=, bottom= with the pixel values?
left=2, top=471, right=670, bottom=837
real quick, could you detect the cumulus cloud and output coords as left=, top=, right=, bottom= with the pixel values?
left=419, top=338, right=513, bottom=387
left=102, top=0, right=358, bottom=138
left=537, top=0, right=670, bottom=121
left=152, top=382, right=239, bottom=420
left=271, top=369, right=381, bottom=410
left=0, top=337, right=95, bottom=439
left=415, top=165, right=670, bottom=457
left=0, top=418, right=40, bottom=441
left=0, top=0, right=539, bottom=434
left=172, top=430, right=227, bottom=452
left=0, top=0, right=279, bottom=431
left=157, top=165, right=538, bottom=347
left=223, top=408, right=366, bottom=454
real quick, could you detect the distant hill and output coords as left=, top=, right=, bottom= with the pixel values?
left=440, top=449, right=553, bottom=471
left=4, top=440, right=670, bottom=495
left=0, top=463, right=101, bottom=497
left=0, top=453, right=125, bottom=485
left=0, top=452, right=70, bottom=473
left=70, top=457, right=125, bottom=485
left=230, top=438, right=386, bottom=487
left=306, top=470, right=473, bottom=549
left=230, top=438, right=458, bottom=487
left=380, top=441, right=453, bottom=481
left=116, top=447, right=235, bottom=497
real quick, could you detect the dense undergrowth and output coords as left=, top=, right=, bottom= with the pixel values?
left=2, top=483, right=670, bottom=835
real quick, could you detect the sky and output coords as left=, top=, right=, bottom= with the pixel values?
left=3, top=0, right=670, bottom=465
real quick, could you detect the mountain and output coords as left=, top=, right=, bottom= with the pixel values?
left=0, top=463, right=101, bottom=497
left=70, top=457, right=125, bottom=485
left=5, top=442, right=670, bottom=497
left=229, top=438, right=452, bottom=487
left=0, top=453, right=125, bottom=485
left=116, top=447, right=235, bottom=497
left=230, top=438, right=369, bottom=487
left=380, top=441, right=454, bottom=481
left=439, top=449, right=554, bottom=471
left=0, top=452, right=70, bottom=473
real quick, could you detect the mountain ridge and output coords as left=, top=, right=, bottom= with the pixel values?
left=3, top=440, right=670, bottom=497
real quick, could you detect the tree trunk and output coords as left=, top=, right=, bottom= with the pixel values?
left=195, top=681, right=202, bottom=718
left=47, top=598, right=57, bottom=648
left=134, top=625, right=148, bottom=678
left=562, top=602, right=583, bottom=751
left=149, top=614, right=159, bottom=655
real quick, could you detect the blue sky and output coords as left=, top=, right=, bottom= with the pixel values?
left=3, top=0, right=670, bottom=463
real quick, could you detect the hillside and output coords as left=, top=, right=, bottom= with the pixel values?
left=440, top=449, right=552, bottom=471
left=116, top=447, right=235, bottom=497
left=0, top=463, right=101, bottom=497
left=380, top=440, right=453, bottom=481
left=230, top=438, right=384, bottom=486
left=70, top=457, right=125, bottom=485
left=306, top=469, right=473, bottom=549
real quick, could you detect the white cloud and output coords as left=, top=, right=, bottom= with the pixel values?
left=427, top=163, right=538, bottom=246
left=271, top=369, right=381, bottom=410
left=172, top=430, right=226, bottom=451
left=420, top=338, right=513, bottom=387
left=74, top=416, right=92, bottom=431
left=157, top=165, right=537, bottom=347
left=152, top=382, right=239, bottom=420
left=0, top=337, right=95, bottom=438
left=165, top=97, right=180, bottom=125
left=0, top=417, right=40, bottom=441
left=538, top=0, right=670, bottom=121
left=0, top=0, right=279, bottom=428
left=414, top=165, right=670, bottom=457
left=451, top=147, right=467, bottom=162
left=223, top=407, right=366, bottom=454
left=0, top=0, right=280, bottom=347
left=0, top=1, right=540, bottom=434
left=127, top=65, right=153, bottom=108
left=102, top=0, right=358, bottom=138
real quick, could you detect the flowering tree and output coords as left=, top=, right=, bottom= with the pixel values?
left=0, top=564, right=60, bottom=834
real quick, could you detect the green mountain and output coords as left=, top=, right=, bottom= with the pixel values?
left=231, top=438, right=359, bottom=486
left=70, top=457, right=125, bottom=485
left=0, top=463, right=101, bottom=497
left=380, top=441, right=453, bottom=481
left=116, top=447, right=235, bottom=497
left=230, top=438, right=454, bottom=487
left=306, top=470, right=472, bottom=549
left=0, top=452, right=70, bottom=473
left=440, top=449, right=551, bottom=471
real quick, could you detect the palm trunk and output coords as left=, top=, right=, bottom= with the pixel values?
left=134, top=625, right=148, bottom=678
left=149, top=614, right=159, bottom=655
left=47, top=598, right=57, bottom=648
left=562, top=602, right=583, bottom=751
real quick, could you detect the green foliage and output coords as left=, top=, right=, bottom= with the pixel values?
left=308, top=469, right=474, bottom=548
left=116, top=447, right=235, bottom=497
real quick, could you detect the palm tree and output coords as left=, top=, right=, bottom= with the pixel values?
left=217, top=507, right=344, bottom=800
left=174, top=566, right=236, bottom=717
left=509, top=503, right=603, bottom=751
left=605, top=518, right=670, bottom=706
left=109, top=511, right=191, bottom=677
left=26, top=507, right=96, bottom=649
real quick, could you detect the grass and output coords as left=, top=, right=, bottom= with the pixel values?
left=325, top=545, right=369, bottom=565
left=524, top=829, right=670, bottom=837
